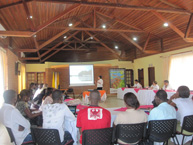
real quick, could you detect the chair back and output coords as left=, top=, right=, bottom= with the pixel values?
left=115, top=122, right=147, bottom=144
left=31, top=127, right=61, bottom=145
left=181, top=115, right=193, bottom=133
left=6, top=127, right=16, bottom=144
left=148, top=119, right=177, bottom=142
left=82, top=127, right=113, bottom=145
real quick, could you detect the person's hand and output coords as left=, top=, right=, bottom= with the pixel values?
left=170, top=92, right=179, bottom=100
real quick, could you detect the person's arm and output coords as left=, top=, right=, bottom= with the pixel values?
left=24, top=108, right=42, bottom=119
left=64, top=105, right=76, bottom=121
left=168, top=93, right=179, bottom=106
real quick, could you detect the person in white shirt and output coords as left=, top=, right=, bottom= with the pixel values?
left=133, top=79, right=142, bottom=89
left=162, top=80, right=173, bottom=90
left=42, top=90, right=75, bottom=145
left=0, top=90, right=32, bottom=145
left=0, top=122, right=13, bottom=145
left=96, top=75, right=103, bottom=90
left=150, top=81, right=159, bottom=90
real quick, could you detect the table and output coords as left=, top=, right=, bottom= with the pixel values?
left=82, top=90, right=107, bottom=104
left=117, top=88, right=191, bottom=105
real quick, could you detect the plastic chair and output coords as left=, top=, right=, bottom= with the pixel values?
left=114, top=122, right=147, bottom=144
left=82, top=127, right=113, bottom=145
left=175, top=115, right=193, bottom=145
left=147, top=119, right=177, bottom=145
left=66, top=88, right=75, bottom=98
left=6, top=127, right=35, bottom=145
left=31, top=127, right=62, bottom=145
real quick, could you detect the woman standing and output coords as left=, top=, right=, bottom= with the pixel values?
left=96, top=75, right=103, bottom=90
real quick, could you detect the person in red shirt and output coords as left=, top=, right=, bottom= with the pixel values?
left=76, top=90, right=111, bottom=144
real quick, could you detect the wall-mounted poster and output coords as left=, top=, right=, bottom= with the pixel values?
left=109, top=68, right=126, bottom=93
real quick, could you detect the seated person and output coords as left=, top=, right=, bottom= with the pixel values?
left=114, top=92, right=148, bottom=144
left=0, top=122, right=13, bottom=145
left=16, top=89, right=42, bottom=119
left=77, top=90, right=111, bottom=144
left=168, top=86, right=193, bottom=127
left=162, top=80, right=173, bottom=90
left=150, top=81, right=159, bottom=90
left=0, top=90, right=32, bottom=145
left=148, top=90, right=176, bottom=121
left=133, top=79, right=142, bottom=89
left=42, top=87, right=54, bottom=105
left=42, top=90, right=75, bottom=145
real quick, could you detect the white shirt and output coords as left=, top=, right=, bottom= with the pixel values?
left=133, top=83, right=142, bottom=89
left=162, top=84, right=173, bottom=90
left=148, top=102, right=176, bottom=121
left=97, top=79, right=103, bottom=88
left=0, top=103, right=30, bottom=145
left=33, top=88, right=43, bottom=100
left=172, top=98, right=193, bottom=126
left=0, top=123, right=13, bottom=145
left=151, top=84, right=159, bottom=90
left=42, top=103, right=76, bottom=142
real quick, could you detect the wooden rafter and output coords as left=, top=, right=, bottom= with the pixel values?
left=35, top=0, right=190, bottom=14
left=0, top=31, right=35, bottom=37
left=0, top=0, right=32, bottom=9
left=33, top=37, right=41, bottom=61
left=93, top=9, right=96, bottom=28
left=85, top=31, right=120, bottom=58
left=20, top=57, right=40, bottom=61
left=22, top=0, right=35, bottom=31
left=185, top=13, right=193, bottom=38
left=159, top=0, right=182, bottom=9
left=143, top=33, right=151, bottom=50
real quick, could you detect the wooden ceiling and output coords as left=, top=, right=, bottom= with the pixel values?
left=0, top=0, right=193, bottom=63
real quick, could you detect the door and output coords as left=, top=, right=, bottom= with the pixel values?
left=138, top=69, right=144, bottom=88
left=125, top=69, right=134, bottom=87
left=148, top=67, right=155, bottom=87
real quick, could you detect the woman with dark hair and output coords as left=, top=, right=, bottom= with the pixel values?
left=150, top=81, right=159, bottom=90
left=113, top=92, right=147, bottom=144
left=42, top=87, right=54, bottom=105
left=96, top=75, right=103, bottom=90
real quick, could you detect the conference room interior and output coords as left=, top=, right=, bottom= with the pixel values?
left=1, top=0, right=193, bottom=145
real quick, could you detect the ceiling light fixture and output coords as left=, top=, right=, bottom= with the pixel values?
left=30, top=16, right=33, bottom=19
left=68, top=23, right=73, bottom=27
left=163, top=22, right=169, bottom=27
left=133, top=37, right=137, bottom=41
left=64, top=36, right=67, bottom=39
left=90, top=36, right=93, bottom=39
left=33, top=35, right=37, bottom=38
left=115, top=46, right=119, bottom=49
left=102, top=24, right=106, bottom=29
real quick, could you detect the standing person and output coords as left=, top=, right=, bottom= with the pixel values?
left=42, top=90, right=75, bottom=145
left=96, top=75, right=103, bottom=90
left=0, top=90, right=33, bottom=145
left=150, top=81, right=159, bottom=90
left=76, top=90, right=111, bottom=144
left=162, top=80, right=173, bottom=90
left=133, top=79, right=142, bottom=89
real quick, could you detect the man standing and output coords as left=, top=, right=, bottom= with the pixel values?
left=162, top=80, right=173, bottom=90
left=77, top=90, right=111, bottom=144
left=0, top=90, right=32, bottom=145
left=96, top=75, right=103, bottom=90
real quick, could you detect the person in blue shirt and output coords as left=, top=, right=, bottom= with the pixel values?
left=148, top=90, right=176, bottom=121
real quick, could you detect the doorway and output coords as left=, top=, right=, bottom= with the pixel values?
left=148, top=67, right=155, bottom=87
left=138, top=69, right=144, bottom=88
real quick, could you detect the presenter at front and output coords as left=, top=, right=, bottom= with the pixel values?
left=97, top=75, right=103, bottom=90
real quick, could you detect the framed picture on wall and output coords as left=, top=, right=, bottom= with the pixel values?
left=109, top=68, right=126, bottom=93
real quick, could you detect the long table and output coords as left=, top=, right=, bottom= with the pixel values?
left=117, top=88, right=181, bottom=105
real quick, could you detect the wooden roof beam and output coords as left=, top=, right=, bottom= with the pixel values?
left=93, top=9, right=96, bottom=28
left=35, top=0, right=190, bottom=14
left=143, top=33, right=151, bottom=51
left=0, top=31, right=35, bottom=37
left=0, top=0, right=32, bottom=10
left=185, top=14, right=193, bottom=38
left=19, top=57, right=40, bottom=61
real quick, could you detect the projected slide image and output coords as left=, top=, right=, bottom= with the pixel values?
left=70, top=65, right=94, bottom=86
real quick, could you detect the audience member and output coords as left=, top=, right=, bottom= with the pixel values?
left=162, top=80, right=173, bottom=90
left=33, top=83, right=44, bottom=100
left=42, top=87, right=54, bottom=105
left=150, top=81, right=159, bottom=90
left=16, top=89, right=42, bottom=119
left=114, top=92, right=147, bottom=144
left=133, top=79, right=142, bottom=89
left=42, top=90, right=75, bottom=145
left=148, top=90, right=176, bottom=121
left=168, top=86, right=193, bottom=126
left=77, top=90, right=111, bottom=144
left=0, top=90, right=32, bottom=145
left=0, top=122, right=13, bottom=145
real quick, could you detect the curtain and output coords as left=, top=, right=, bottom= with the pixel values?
left=18, top=63, right=26, bottom=93
left=168, top=52, right=193, bottom=90
left=0, top=47, right=7, bottom=107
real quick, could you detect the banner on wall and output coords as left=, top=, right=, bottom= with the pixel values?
left=109, top=68, right=126, bottom=93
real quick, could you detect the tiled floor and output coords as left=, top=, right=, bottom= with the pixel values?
left=97, top=95, right=192, bottom=145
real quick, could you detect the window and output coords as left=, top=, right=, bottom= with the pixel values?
left=0, top=47, right=7, bottom=107
left=169, top=52, right=193, bottom=90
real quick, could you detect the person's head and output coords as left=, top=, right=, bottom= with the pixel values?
left=177, top=86, right=190, bottom=98
left=29, top=83, right=35, bottom=89
left=153, top=81, right=157, bottom=86
left=39, top=83, right=43, bottom=89
left=89, top=90, right=101, bottom=105
left=135, top=79, right=139, bottom=84
left=46, top=87, right=53, bottom=97
left=52, top=90, right=63, bottom=103
left=3, top=90, right=17, bottom=105
left=124, top=93, right=140, bottom=109
left=154, top=90, right=168, bottom=105
left=98, top=76, right=102, bottom=80
left=164, top=80, right=169, bottom=86
left=19, top=89, right=30, bottom=102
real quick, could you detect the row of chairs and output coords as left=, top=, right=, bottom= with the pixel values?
left=6, top=115, right=193, bottom=145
